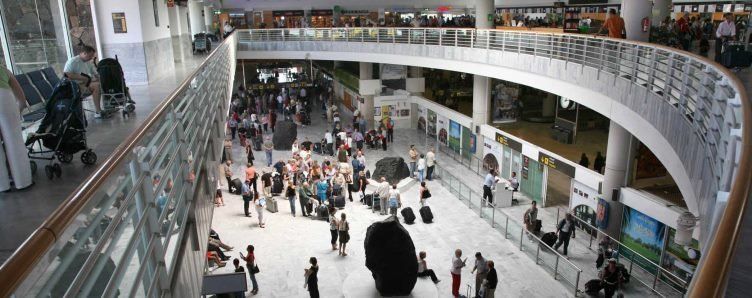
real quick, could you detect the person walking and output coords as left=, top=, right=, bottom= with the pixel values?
left=596, top=9, right=625, bottom=39
left=388, top=184, right=401, bottom=216
left=324, top=130, right=334, bottom=156
left=246, top=143, right=255, bottom=165
left=0, top=66, right=32, bottom=191
left=254, top=192, right=266, bottom=228
left=242, top=180, right=253, bottom=217
left=419, top=182, right=431, bottom=207
left=483, top=261, right=498, bottom=298
left=471, top=252, right=489, bottom=298
left=417, top=251, right=441, bottom=284
left=228, top=117, right=238, bottom=140
left=286, top=178, right=297, bottom=217
left=357, top=172, right=368, bottom=202
left=554, top=213, right=576, bottom=257
left=416, top=154, right=426, bottom=183
left=408, top=145, right=418, bottom=178
left=224, top=160, right=233, bottom=192
left=305, top=257, right=320, bottom=298
left=329, top=208, right=339, bottom=250
left=338, top=213, right=350, bottom=256
left=524, top=201, right=539, bottom=240
left=715, top=13, right=736, bottom=63
left=450, top=249, right=467, bottom=297
left=263, top=137, right=274, bottom=167
left=239, top=245, right=259, bottom=295
left=426, top=148, right=435, bottom=181
left=600, top=258, right=623, bottom=298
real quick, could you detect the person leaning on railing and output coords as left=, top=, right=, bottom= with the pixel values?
left=595, top=9, right=626, bottom=39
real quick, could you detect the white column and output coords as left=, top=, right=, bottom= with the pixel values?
left=409, top=66, right=422, bottom=78
left=475, top=0, right=495, bottom=29
left=542, top=93, right=556, bottom=118
left=168, top=5, right=183, bottom=62
left=360, top=62, right=375, bottom=130
left=601, top=122, right=638, bottom=238
left=651, top=0, right=672, bottom=26
left=204, top=5, right=213, bottom=32
left=621, top=0, right=653, bottom=42
left=472, top=75, right=491, bottom=156
left=188, top=1, right=206, bottom=35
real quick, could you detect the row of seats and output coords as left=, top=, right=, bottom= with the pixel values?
left=17, top=67, right=61, bottom=126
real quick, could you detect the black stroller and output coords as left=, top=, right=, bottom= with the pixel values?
left=193, top=33, right=210, bottom=54
left=25, top=79, right=97, bottom=179
left=98, top=57, right=135, bottom=117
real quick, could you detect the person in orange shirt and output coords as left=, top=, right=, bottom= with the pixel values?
left=246, top=163, right=258, bottom=193
left=597, top=9, right=626, bottom=39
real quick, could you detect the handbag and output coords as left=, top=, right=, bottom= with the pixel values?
left=252, top=264, right=260, bottom=274
left=422, top=189, right=432, bottom=199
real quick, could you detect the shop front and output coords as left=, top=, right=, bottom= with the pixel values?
left=483, top=133, right=545, bottom=204
left=272, top=10, right=305, bottom=28
left=339, top=9, right=377, bottom=27
left=310, top=9, right=333, bottom=28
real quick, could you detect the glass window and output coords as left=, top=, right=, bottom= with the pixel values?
left=2, top=0, right=69, bottom=73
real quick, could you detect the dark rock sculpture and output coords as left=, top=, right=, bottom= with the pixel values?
left=364, top=216, right=418, bottom=296
left=272, top=120, right=297, bottom=150
left=371, top=157, right=410, bottom=184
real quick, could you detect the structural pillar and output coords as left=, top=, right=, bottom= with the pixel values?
left=601, top=122, right=638, bottom=239
left=408, top=66, right=424, bottom=96
left=621, top=0, right=653, bottom=42
left=203, top=5, right=214, bottom=33
left=542, top=93, right=556, bottom=118
left=475, top=0, right=495, bottom=29
left=168, top=5, right=184, bottom=62
left=651, top=0, right=672, bottom=26
left=188, top=1, right=206, bottom=36
left=472, top=75, right=491, bottom=158
left=360, top=62, right=375, bottom=130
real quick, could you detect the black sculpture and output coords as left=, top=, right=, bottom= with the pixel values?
left=371, top=157, right=410, bottom=184
left=364, top=216, right=418, bottom=296
left=272, top=120, right=297, bottom=150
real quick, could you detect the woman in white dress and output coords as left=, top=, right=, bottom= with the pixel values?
left=0, top=68, right=32, bottom=191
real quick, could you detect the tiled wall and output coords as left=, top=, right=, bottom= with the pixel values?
left=101, top=42, right=148, bottom=84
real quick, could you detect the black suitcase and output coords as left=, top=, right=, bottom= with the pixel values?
left=721, top=44, right=752, bottom=68
left=316, top=205, right=329, bottom=220
left=334, top=195, right=346, bottom=208
left=533, top=219, right=542, bottom=234
left=230, top=178, right=243, bottom=195
left=401, top=207, right=416, bottom=224
left=419, top=206, right=433, bottom=223
left=305, top=202, right=313, bottom=214
left=313, top=142, right=322, bottom=154
left=584, top=279, right=602, bottom=294
left=364, top=194, right=373, bottom=206
left=272, top=176, right=284, bottom=195
left=541, top=232, right=557, bottom=248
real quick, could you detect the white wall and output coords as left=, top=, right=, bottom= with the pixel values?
left=178, top=6, right=191, bottom=35
left=94, top=0, right=144, bottom=44
left=620, top=187, right=701, bottom=240
left=139, top=0, right=171, bottom=42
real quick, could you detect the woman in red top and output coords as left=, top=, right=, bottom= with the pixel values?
left=240, top=245, right=259, bottom=294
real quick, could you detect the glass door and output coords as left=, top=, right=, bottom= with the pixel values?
left=2, top=0, right=70, bottom=73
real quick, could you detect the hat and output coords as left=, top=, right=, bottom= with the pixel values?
left=607, top=258, right=617, bottom=263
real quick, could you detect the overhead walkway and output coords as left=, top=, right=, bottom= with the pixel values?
left=0, top=28, right=748, bottom=297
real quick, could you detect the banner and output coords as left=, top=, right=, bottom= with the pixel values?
left=596, top=198, right=609, bottom=229
left=380, top=64, right=407, bottom=80
left=448, top=120, right=461, bottom=153
left=621, top=207, right=666, bottom=269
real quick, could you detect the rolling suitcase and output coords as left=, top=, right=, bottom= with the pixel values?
left=230, top=178, right=243, bottom=195
left=266, top=198, right=278, bottom=213
left=316, top=205, right=329, bottom=220
left=541, top=232, right=557, bottom=248
left=401, top=207, right=416, bottom=224
left=372, top=196, right=381, bottom=213
left=533, top=219, right=542, bottom=234
left=364, top=194, right=373, bottom=207
left=334, top=195, right=346, bottom=208
left=272, top=176, right=284, bottom=195
left=585, top=279, right=602, bottom=294
left=419, top=206, right=433, bottom=223
left=721, top=42, right=752, bottom=69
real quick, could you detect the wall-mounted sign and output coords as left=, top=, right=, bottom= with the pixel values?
left=341, top=10, right=371, bottom=15
left=311, top=9, right=333, bottom=16
left=273, top=10, right=304, bottom=17
left=494, top=132, right=522, bottom=152
left=538, top=152, right=576, bottom=178
left=112, top=13, right=127, bottom=34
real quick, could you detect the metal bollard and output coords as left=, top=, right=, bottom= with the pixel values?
left=504, top=217, right=509, bottom=239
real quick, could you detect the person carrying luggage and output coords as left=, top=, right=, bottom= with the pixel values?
left=715, top=13, right=737, bottom=63
left=524, top=201, right=538, bottom=240
left=554, top=213, right=576, bottom=257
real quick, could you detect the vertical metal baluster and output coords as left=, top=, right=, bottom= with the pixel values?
left=554, top=256, right=559, bottom=280
left=535, top=244, right=541, bottom=264
left=575, top=271, right=581, bottom=296
left=519, top=227, right=524, bottom=250
left=505, top=216, right=509, bottom=239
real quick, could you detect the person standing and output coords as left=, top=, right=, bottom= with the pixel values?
left=239, top=245, right=259, bottom=295
left=269, top=109, right=277, bottom=133
left=263, top=137, right=274, bottom=167
left=600, top=259, right=623, bottom=298
left=386, top=117, right=394, bottom=143
left=338, top=213, right=350, bottom=256
left=286, top=178, right=297, bottom=217
left=353, top=130, right=364, bottom=151
left=298, top=181, right=314, bottom=217
left=246, top=164, right=258, bottom=192
left=358, top=172, right=368, bottom=202
left=228, top=117, right=238, bottom=140
left=524, top=201, right=538, bottom=240
left=232, top=259, right=246, bottom=298
left=450, top=249, right=467, bottom=298
left=324, top=130, right=334, bottom=156
left=316, top=178, right=329, bottom=205
left=596, top=9, right=625, bottom=39
left=579, top=153, right=589, bottom=168
left=242, top=180, right=253, bottom=217
left=376, top=177, right=391, bottom=215
left=337, top=145, right=348, bottom=163
left=224, top=160, right=234, bottom=192
left=388, top=184, right=401, bottom=216
left=416, top=154, right=426, bottom=183
left=425, top=148, right=435, bottom=181
left=417, top=251, right=441, bottom=284
left=305, top=257, right=320, bottom=298
left=483, top=260, right=498, bottom=298
left=246, top=143, right=255, bottom=165
left=329, top=208, right=339, bottom=250
left=408, top=145, right=418, bottom=178
left=483, top=169, right=498, bottom=205
left=358, top=117, right=367, bottom=135
left=254, top=192, right=266, bottom=228
left=593, top=152, right=605, bottom=174
left=715, top=13, right=737, bottom=63
left=471, top=252, right=489, bottom=298
left=0, top=67, right=32, bottom=191
left=554, top=213, right=576, bottom=257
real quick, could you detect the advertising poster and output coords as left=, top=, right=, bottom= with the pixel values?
left=417, top=105, right=427, bottom=131
left=380, top=64, right=407, bottom=80
left=621, top=207, right=666, bottom=272
left=448, top=120, right=461, bottom=153
left=662, top=228, right=700, bottom=282
left=461, top=126, right=475, bottom=158
left=482, top=137, right=501, bottom=172
left=491, top=81, right=520, bottom=124
left=427, top=109, right=437, bottom=137
left=437, top=114, right=448, bottom=145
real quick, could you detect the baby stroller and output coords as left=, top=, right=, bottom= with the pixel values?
left=25, top=79, right=97, bottom=179
left=98, top=57, right=135, bottom=117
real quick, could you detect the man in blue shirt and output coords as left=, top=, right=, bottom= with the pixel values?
left=483, top=169, right=498, bottom=205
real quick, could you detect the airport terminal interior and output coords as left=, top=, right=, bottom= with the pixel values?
left=0, top=0, right=751, bottom=297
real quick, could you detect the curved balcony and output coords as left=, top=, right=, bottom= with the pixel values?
left=236, top=28, right=749, bottom=295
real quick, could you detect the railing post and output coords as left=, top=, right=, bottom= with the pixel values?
left=535, top=244, right=541, bottom=264
left=470, top=30, right=474, bottom=48
left=575, top=270, right=581, bottom=296
left=519, top=226, right=524, bottom=251
left=408, top=29, right=411, bottom=44
left=439, top=29, right=442, bottom=45
left=505, top=216, right=509, bottom=239
left=424, top=28, right=427, bottom=45
left=454, top=30, right=458, bottom=47
left=554, top=256, right=559, bottom=280
left=491, top=207, right=495, bottom=228
left=589, top=229, right=594, bottom=249
left=377, top=29, right=380, bottom=43
left=281, top=29, right=285, bottom=42
left=653, top=269, right=661, bottom=290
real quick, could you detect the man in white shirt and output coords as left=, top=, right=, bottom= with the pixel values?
left=324, top=130, right=334, bottom=156
left=376, top=177, right=391, bottom=215
left=276, top=94, right=284, bottom=111
left=450, top=249, right=467, bottom=297
left=554, top=213, right=576, bottom=257
left=715, top=13, right=737, bottom=62
left=63, top=46, right=103, bottom=118
left=300, top=87, right=307, bottom=99
left=425, top=149, right=436, bottom=181
left=223, top=21, right=235, bottom=38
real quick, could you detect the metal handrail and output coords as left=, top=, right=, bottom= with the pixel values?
left=237, top=27, right=750, bottom=295
left=0, top=33, right=237, bottom=297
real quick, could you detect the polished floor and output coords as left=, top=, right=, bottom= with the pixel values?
left=0, top=55, right=204, bottom=264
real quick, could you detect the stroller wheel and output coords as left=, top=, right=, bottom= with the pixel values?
left=122, top=110, right=128, bottom=118
left=30, top=161, right=37, bottom=176
left=126, top=104, right=136, bottom=112
left=81, top=150, right=97, bottom=165
left=45, top=165, right=54, bottom=180
left=53, top=163, right=62, bottom=178
left=57, top=152, right=73, bottom=163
